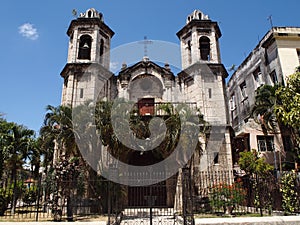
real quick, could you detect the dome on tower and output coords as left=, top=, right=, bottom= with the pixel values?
left=79, top=8, right=103, bottom=21
left=186, top=10, right=209, bottom=24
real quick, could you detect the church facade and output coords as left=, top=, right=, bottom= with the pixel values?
left=59, top=8, right=233, bottom=207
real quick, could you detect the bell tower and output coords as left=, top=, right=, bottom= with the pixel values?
left=177, top=10, right=222, bottom=70
left=66, top=8, right=114, bottom=68
left=61, top=8, right=115, bottom=107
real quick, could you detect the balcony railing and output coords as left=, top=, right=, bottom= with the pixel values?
left=134, top=102, right=198, bottom=116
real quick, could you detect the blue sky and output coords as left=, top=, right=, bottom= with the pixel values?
left=0, top=0, right=299, bottom=134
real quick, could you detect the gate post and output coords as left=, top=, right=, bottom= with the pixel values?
left=107, top=164, right=118, bottom=225
left=182, top=166, right=194, bottom=225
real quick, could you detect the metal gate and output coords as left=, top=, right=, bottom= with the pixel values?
left=122, top=180, right=175, bottom=225
left=108, top=168, right=194, bottom=225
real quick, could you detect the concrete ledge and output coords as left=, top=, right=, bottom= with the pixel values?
left=195, top=216, right=300, bottom=225
left=0, top=222, right=107, bottom=225
left=1, top=216, right=300, bottom=225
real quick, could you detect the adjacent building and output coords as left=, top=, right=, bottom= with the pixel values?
left=227, top=27, right=300, bottom=170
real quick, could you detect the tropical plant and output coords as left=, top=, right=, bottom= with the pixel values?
left=238, top=150, right=274, bottom=215
left=41, top=105, right=77, bottom=158
left=1, top=123, right=35, bottom=213
left=0, top=117, right=11, bottom=180
left=209, top=181, right=246, bottom=214
left=280, top=171, right=300, bottom=214
left=23, top=185, right=38, bottom=205
left=93, top=100, right=205, bottom=167
left=40, top=104, right=86, bottom=221
left=252, top=84, right=280, bottom=133
left=238, top=150, right=273, bottom=177
left=53, top=156, right=82, bottom=221
left=275, top=67, right=300, bottom=159
left=0, top=185, right=13, bottom=216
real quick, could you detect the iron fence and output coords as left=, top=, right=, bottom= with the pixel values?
left=1, top=170, right=300, bottom=222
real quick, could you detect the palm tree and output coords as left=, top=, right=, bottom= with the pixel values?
left=0, top=117, right=11, bottom=180
left=28, top=138, right=43, bottom=179
left=2, top=123, right=35, bottom=214
left=251, top=84, right=288, bottom=173
left=41, top=105, right=77, bottom=162
left=252, top=85, right=280, bottom=133
left=40, top=104, right=84, bottom=221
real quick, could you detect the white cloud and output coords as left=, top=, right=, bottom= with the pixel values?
left=110, top=61, right=119, bottom=71
left=18, top=23, right=39, bottom=40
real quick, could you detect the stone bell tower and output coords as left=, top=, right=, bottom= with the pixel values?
left=61, top=8, right=115, bottom=107
left=177, top=10, right=232, bottom=171
left=177, top=10, right=222, bottom=70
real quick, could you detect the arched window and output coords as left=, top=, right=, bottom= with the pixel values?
left=199, top=36, right=210, bottom=61
left=187, top=40, right=192, bottom=64
left=100, top=39, right=104, bottom=63
left=78, top=35, right=92, bottom=60
left=88, top=10, right=92, bottom=18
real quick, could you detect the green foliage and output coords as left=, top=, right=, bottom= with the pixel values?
left=41, top=104, right=77, bottom=157
left=0, top=186, right=13, bottom=216
left=275, top=69, right=300, bottom=129
left=0, top=181, right=24, bottom=215
left=23, top=185, right=38, bottom=205
left=239, top=150, right=276, bottom=215
left=280, top=171, right=300, bottom=213
left=209, top=182, right=246, bottom=213
left=93, top=100, right=204, bottom=162
left=275, top=68, right=300, bottom=154
left=238, top=150, right=273, bottom=177
left=252, top=84, right=280, bottom=133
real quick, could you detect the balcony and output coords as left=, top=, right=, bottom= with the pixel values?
left=134, top=101, right=198, bottom=117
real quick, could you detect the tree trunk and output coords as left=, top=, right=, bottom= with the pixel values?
left=11, top=168, right=17, bottom=215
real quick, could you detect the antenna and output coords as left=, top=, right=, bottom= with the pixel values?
left=139, top=36, right=153, bottom=57
left=267, top=15, right=273, bottom=29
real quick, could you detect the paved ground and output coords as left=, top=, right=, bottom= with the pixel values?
left=1, top=216, right=300, bottom=225
left=195, top=216, right=300, bottom=224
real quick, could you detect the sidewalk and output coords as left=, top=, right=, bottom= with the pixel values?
left=195, top=216, right=300, bottom=224
left=1, top=216, right=300, bottom=225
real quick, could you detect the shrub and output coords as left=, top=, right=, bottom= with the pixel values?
left=23, top=186, right=38, bottom=205
left=0, top=186, right=13, bottom=216
left=209, top=182, right=246, bottom=213
left=280, top=171, right=300, bottom=213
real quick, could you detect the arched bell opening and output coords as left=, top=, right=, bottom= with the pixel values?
left=78, top=35, right=92, bottom=60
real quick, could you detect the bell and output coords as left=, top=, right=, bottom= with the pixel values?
left=82, top=42, right=89, bottom=49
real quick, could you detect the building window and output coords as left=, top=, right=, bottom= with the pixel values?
left=80, top=88, right=84, bottom=98
left=239, top=81, right=247, bottom=99
left=78, top=35, right=92, bottom=60
left=270, top=70, right=278, bottom=84
left=253, top=67, right=263, bottom=87
left=199, top=36, right=210, bottom=61
left=187, top=40, right=192, bottom=64
left=229, top=94, right=236, bottom=110
left=297, top=49, right=300, bottom=64
left=264, top=48, right=269, bottom=65
left=100, top=39, right=104, bottom=64
left=257, top=136, right=274, bottom=152
left=213, top=152, right=219, bottom=164
left=208, top=88, right=212, bottom=98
